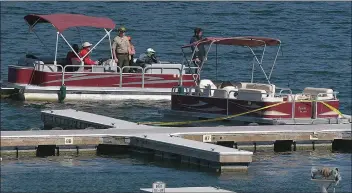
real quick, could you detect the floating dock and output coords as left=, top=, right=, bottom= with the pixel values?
left=1, top=109, right=351, bottom=172
left=140, top=186, right=235, bottom=193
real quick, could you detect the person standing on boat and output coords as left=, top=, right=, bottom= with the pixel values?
left=128, top=36, right=136, bottom=72
left=112, top=26, right=130, bottom=73
left=190, top=27, right=206, bottom=71
left=79, top=42, right=99, bottom=71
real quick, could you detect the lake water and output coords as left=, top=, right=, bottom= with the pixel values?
left=1, top=1, right=351, bottom=192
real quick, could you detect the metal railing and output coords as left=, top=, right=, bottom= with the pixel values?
left=44, top=64, right=192, bottom=88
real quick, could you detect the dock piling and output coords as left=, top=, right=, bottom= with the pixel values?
left=293, top=141, right=296, bottom=151
left=15, top=147, right=19, bottom=158
left=253, top=142, right=257, bottom=152
left=216, top=141, right=234, bottom=148
left=36, top=145, right=56, bottom=157
left=56, top=147, right=60, bottom=156
left=274, top=140, right=293, bottom=152
left=332, top=139, right=352, bottom=153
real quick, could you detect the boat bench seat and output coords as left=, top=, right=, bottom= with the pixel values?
left=237, top=88, right=283, bottom=102
left=236, top=82, right=276, bottom=97
left=213, top=86, right=238, bottom=99
left=34, top=63, right=58, bottom=72
left=237, top=88, right=267, bottom=101
left=285, top=94, right=310, bottom=102
left=303, top=87, right=334, bottom=100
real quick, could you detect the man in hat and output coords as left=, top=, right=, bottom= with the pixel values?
left=112, top=26, right=130, bottom=73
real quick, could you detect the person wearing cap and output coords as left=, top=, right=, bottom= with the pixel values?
left=79, top=42, right=99, bottom=69
left=190, top=27, right=206, bottom=64
left=112, top=26, right=130, bottom=73
left=137, top=48, right=158, bottom=65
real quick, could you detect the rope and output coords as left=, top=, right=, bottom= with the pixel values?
left=138, top=99, right=345, bottom=126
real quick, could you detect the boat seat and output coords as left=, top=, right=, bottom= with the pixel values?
left=199, top=79, right=217, bottom=96
left=92, top=66, right=105, bottom=72
left=303, top=87, right=334, bottom=100
left=237, top=88, right=268, bottom=101
left=285, top=94, right=310, bottom=102
left=213, top=89, right=228, bottom=98
left=261, top=97, right=284, bottom=102
left=213, top=86, right=238, bottom=99
left=35, top=63, right=58, bottom=72
left=237, top=82, right=276, bottom=97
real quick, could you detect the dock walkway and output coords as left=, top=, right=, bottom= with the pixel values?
left=1, top=109, right=351, bottom=172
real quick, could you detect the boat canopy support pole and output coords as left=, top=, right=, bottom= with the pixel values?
left=54, top=32, right=59, bottom=65
left=216, top=44, right=218, bottom=82
left=247, top=45, right=271, bottom=84
left=26, top=20, right=54, bottom=55
left=59, top=29, right=113, bottom=66
left=80, top=29, right=112, bottom=63
left=251, top=56, right=255, bottom=83
left=105, top=28, right=114, bottom=61
left=59, top=33, right=82, bottom=64
left=268, top=44, right=281, bottom=80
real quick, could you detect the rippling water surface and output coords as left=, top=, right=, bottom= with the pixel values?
left=1, top=1, right=351, bottom=192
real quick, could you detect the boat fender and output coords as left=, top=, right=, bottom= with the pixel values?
left=58, top=85, right=67, bottom=103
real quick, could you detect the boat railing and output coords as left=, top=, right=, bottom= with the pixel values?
left=276, top=87, right=293, bottom=96
left=143, top=67, right=182, bottom=88
left=59, top=65, right=184, bottom=88
left=274, top=87, right=295, bottom=119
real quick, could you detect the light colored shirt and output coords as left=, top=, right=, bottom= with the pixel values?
left=112, top=36, right=129, bottom=54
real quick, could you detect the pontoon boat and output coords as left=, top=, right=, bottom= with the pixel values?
left=4, top=14, right=197, bottom=101
left=167, top=37, right=351, bottom=125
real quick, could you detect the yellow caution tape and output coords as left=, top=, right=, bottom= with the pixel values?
left=320, top=101, right=344, bottom=117
left=296, top=100, right=344, bottom=118
left=138, top=101, right=287, bottom=126
left=138, top=99, right=345, bottom=126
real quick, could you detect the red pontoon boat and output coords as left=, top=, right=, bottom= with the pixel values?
left=5, top=14, right=197, bottom=101
left=167, top=37, right=351, bottom=125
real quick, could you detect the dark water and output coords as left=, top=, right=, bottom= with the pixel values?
left=1, top=152, right=351, bottom=193
left=1, top=1, right=351, bottom=192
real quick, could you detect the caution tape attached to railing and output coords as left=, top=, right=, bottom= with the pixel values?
left=138, top=101, right=287, bottom=126
left=137, top=99, right=345, bottom=126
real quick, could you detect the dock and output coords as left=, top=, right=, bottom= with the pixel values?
left=1, top=109, right=351, bottom=172
left=140, top=186, right=235, bottom=192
